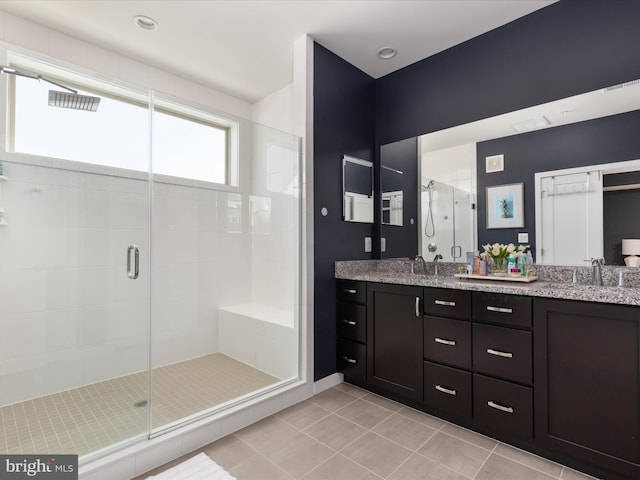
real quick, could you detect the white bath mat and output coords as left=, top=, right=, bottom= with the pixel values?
left=146, top=452, right=236, bottom=480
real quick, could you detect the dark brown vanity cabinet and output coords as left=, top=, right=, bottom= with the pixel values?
left=336, top=279, right=367, bottom=386
left=471, top=292, right=533, bottom=441
left=534, top=298, right=640, bottom=479
left=367, top=282, right=423, bottom=402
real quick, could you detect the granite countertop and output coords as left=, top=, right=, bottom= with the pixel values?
left=336, top=260, right=640, bottom=307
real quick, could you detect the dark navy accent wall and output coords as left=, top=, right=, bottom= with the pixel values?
left=376, top=0, right=640, bottom=145
left=314, top=43, right=375, bottom=381
left=476, top=110, right=640, bottom=260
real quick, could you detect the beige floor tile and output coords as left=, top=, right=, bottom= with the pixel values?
left=302, top=453, right=382, bottom=480
left=495, top=443, right=563, bottom=478
left=361, top=392, right=404, bottom=412
left=230, top=453, right=294, bottom=480
left=333, top=383, right=369, bottom=398
left=310, top=388, right=358, bottom=412
left=372, top=413, right=437, bottom=450
left=335, top=398, right=394, bottom=429
left=397, top=406, right=447, bottom=429
left=201, top=434, right=257, bottom=471
left=441, top=422, right=498, bottom=450
left=341, top=431, right=412, bottom=478
left=303, top=413, right=367, bottom=451
left=387, top=453, right=469, bottom=480
left=264, top=431, right=335, bottom=478
left=131, top=454, right=190, bottom=480
left=234, top=416, right=298, bottom=457
left=475, top=453, right=557, bottom=480
left=560, top=466, right=600, bottom=479
left=276, top=400, right=331, bottom=429
left=418, top=431, right=491, bottom=478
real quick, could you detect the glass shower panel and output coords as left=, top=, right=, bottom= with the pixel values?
left=149, top=99, right=300, bottom=433
left=0, top=97, right=151, bottom=458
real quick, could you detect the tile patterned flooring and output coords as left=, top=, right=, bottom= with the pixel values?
left=0, top=353, right=279, bottom=457
left=137, top=383, right=598, bottom=480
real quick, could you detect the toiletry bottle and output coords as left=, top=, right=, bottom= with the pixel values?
left=473, top=252, right=480, bottom=274
left=507, top=254, right=516, bottom=276
left=517, top=254, right=525, bottom=277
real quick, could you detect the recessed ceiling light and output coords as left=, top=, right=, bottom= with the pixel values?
left=377, top=47, right=397, bottom=60
left=133, top=15, right=158, bottom=31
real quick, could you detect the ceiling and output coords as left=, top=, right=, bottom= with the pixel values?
left=0, top=0, right=555, bottom=103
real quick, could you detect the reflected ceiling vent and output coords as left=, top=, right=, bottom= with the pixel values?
left=604, top=78, right=640, bottom=92
left=511, top=116, right=550, bottom=133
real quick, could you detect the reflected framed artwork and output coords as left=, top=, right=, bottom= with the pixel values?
left=486, top=182, right=524, bottom=229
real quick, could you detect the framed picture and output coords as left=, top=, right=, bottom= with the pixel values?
left=486, top=182, right=524, bottom=229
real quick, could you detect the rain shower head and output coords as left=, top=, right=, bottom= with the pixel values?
left=0, top=65, right=101, bottom=112
left=48, top=90, right=100, bottom=112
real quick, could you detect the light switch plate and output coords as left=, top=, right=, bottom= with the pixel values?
left=518, top=232, right=529, bottom=243
left=365, top=237, right=372, bottom=252
left=381, top=237, right=386, bottom=252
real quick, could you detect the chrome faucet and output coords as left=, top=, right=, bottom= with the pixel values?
left=433, top=254, right=444, bottom=276
left=591, top=258, right=604, bottom=286
left=413, top=255, right=426, bottom=275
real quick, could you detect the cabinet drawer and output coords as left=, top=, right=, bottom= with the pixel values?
left=337, top=302, right=366, bottom=343
left=424, top=361, right=472, bottom=420
left=472, top=292, right=532, bottom=328
left=336, top=279, right=366, bottom=304
left=473, top=324, right=532, bottom=385
left=473, top=374, right=533, bottom=440
left=423, top=288, right=471, bottom=319
left=337, top=339, right=366, bottom=385
left=424, top=316, right=471, bottom=369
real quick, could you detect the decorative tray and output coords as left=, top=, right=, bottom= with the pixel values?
left=454, top=273, right=538, bottom=283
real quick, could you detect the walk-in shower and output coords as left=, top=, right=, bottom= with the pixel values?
left=0, top=69, right=301, bottom=463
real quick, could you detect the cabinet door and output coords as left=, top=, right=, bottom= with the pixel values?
left=534, top=298, right=640, bottom=478
left=367, top=283, right=423, bottom=402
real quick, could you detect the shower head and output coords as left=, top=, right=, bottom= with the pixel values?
left=48, top=90, right=100, bottom=112
left=421, top=179, right=435, bottom=191
left=0, top=65, right=101, bottom=112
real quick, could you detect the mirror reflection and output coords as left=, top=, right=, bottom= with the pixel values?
left=418, top=78, right=640, bottom=266
left=343, top=155, right=373, bottom=223
left=381, top=165, right=403, bottom=226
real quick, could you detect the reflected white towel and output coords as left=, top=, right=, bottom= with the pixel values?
left=146, top=452, right=236, bottom=480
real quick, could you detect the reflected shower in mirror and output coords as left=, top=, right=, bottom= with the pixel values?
left=381, top=165, right=403, bottom=226
left=343, top=155, right=373, bottom=223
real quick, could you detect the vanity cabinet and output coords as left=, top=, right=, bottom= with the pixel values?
left=534, top=298, right=640, bottom=479
left=336, top=279, right=367, bottom=386
left=367, top=282, right=423, bottom=402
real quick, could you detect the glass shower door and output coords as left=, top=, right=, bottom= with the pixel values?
left=0, top=74, right=151, bottom=459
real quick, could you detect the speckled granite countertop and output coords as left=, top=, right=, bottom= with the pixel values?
left=336, top=260, right=640, bottom=307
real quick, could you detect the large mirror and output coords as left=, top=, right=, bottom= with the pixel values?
left=418, top=78, right=640, bottom=266
left=343, top=155, right=374, bottom=223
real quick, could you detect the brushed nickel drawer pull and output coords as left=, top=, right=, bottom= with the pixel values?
left=341, top=319, right=357, bottom=326
left=343, top=288, right=357, bottom=294
left=415, top=297, right=421, bottom=317
left=486, top=305, right=513, bottom=314
left=487, top=348, right=513, bottom=358
left=435, top=337, right=456, bottom=346
left=435, top=385, right=457, bottom=396
left=488, top=401, right=514, bottom=413
left=434, top=299, right=456, bottom=307
left=343, top=356, right=357, bottom=364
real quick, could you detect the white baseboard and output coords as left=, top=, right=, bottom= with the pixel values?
left=313, top=372, right=343, bottom=394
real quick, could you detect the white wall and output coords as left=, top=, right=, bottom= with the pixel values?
left=0, top=11, right=300, bottom=405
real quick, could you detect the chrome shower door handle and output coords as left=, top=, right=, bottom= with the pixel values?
left=127, top=245, right=140, bottom=279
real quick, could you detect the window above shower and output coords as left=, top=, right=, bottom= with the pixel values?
left=5, top=57, right=238, bottom=186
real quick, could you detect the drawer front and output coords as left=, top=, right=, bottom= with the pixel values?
left=336, top=279, right=366, bottom=304
left=473, top=374, right=533, bottom=440
left=423, top=288, right=471, bottom=319
left=424, top=316, right=471, bottom=369
left=337, top=339, right=366, bottom=385
left=424, top=361, right=472, bottom=420
left=337, top=301, right=366, bottom=343
left=472, top=292, right=532, bottom=328
left=473, top=324, right=532, bottom=385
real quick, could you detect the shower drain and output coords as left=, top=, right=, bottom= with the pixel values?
left=133, top=400, right=148, bottom=408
